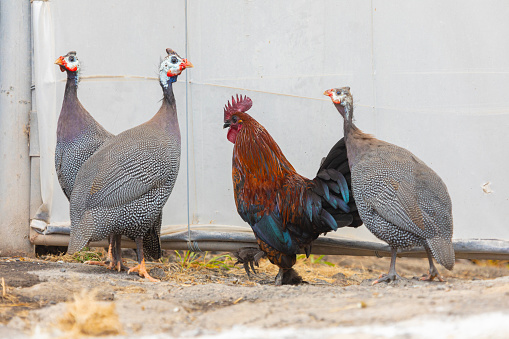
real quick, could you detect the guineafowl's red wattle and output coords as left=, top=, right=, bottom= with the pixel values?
left=325, top=87, right=454, bottom=283
left=68, top=49, right=192, bottom=281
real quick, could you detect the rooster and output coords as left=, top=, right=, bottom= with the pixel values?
left=223, top=95, right=361, bottom=285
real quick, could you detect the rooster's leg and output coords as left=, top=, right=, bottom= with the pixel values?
left=420, top=245, right=445, bottom=282
left=128, top=236, right=160, bottom=282
left=373, top=247, right=405, bottom=284
left=275, top=268, right=303, bottom=286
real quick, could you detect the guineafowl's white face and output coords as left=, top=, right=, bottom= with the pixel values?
left=324, top=87, right=352, bottom=106
left=54, top=52, right=80, bottom=73
left=159, top=50, right=193, bottom=88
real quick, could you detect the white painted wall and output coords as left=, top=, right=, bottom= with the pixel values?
left=32, top=0, right=509, bottom=242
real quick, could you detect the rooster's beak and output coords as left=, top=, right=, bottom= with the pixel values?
left=223, top=121, right=231, bottom=129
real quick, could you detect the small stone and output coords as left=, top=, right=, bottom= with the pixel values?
left=332, top=272, right=346, bottom=280
left=57, top=260, right=64, bottom=264
left=173, top=307, right=180, bottom=312
left=60, top=268, right=66, bottom=272
left=149, top=267, right=165, bottom=280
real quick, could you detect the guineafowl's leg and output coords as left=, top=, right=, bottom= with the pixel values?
left=110, top=234, right=129, bottom=272
left=127, top=236, right=160, bottom=282
left=84, top=234, right=116, bottom=268
left=420, top=245, right=445, bottom=282
left=373, top=247, right=405, bottom=284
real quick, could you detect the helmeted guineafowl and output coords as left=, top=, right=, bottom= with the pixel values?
left=324, top=87, right=454, bottom=283
left=68, top=48, right=193, bottom=281
left=54, top=51, right=113, bottom=200
left=55, top=51, right=124, bottom=268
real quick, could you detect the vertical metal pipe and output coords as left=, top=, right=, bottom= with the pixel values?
left=0, top=0, right=34, bottom=256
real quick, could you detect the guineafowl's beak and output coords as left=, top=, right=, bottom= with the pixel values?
left=54, top=56, right=66, bottom=72
left=183, top=59, right=193, bottom=68
left=323, top=89, right=333, bottom=97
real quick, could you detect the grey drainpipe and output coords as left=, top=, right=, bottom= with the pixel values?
left=0, top=0, right=34, bottom=256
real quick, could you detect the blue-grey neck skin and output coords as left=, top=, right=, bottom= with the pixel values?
left=150, top=74, right=180, bottom=138
left=161, top=75, right=177, bottom=107
left=334, top=101, right=366, bottom=170
left=64, top=70, right=79, bottom=98
left=334, top=102, right=355, bottom=138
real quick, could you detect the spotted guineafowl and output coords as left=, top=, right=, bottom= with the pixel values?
left=54, top=51, right=125, bottom=268
left=68, top=49, right=192, bottom=281
left=324, top=87, right=454, bottom=283
left=54, top=51, right=113, bottom=200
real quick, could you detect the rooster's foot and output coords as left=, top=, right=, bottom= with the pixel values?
left=275, top=268, right=303, bottom=286
left=233, top=247, right=266, bottom=278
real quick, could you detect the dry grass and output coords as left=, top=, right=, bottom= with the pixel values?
left=0, top=278, right=39, bottom=325
left=56, top=289, right=122, bottom=337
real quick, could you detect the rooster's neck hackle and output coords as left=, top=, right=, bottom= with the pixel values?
left=233, top=116, right=296, bottom=182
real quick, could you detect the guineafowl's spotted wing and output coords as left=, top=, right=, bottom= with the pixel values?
left=80, top=130, right=175, bottom=211
left=355, top=143, right=450, bottom=240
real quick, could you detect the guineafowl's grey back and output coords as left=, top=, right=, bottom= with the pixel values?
left=68, top=123, right=180, bottom=254
left=351, top=141, right=454, bottom=269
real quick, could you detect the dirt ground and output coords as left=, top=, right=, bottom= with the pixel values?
left=1, top=250, right=509, bottom=339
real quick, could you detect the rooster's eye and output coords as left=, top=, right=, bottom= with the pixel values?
left=171, top=56, right=178, bottom=64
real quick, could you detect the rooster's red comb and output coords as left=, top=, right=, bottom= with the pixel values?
left=224, top=95, right=253, bottom=122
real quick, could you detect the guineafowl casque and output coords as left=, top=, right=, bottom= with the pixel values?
left=68, top=48, right=192, bottom=281
left=324, top=87, right=454, bottom=283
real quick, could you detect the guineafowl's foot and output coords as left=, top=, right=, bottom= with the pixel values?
left=232, top=247, right=267, bottom=278
left=372, top=272, right=405, bottom=285
left=420, top=247, right=445, bottom=282
left=420, top=271, right=445, bottom=282
left=275, top=268, right=303, bottom=286
left=84, top=238, right=116, bottom=268
left=420, top=262, right=445, bottom=282
left=113, top=260, right=130, bottom=272
left=128, top=259, right=160, bottom=282
left=84, top=260, right=111, bottom=268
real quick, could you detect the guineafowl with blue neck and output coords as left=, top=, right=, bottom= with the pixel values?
left=68, top=48, right=193, bottom=281
left=324, top=87, right=454, bottom=283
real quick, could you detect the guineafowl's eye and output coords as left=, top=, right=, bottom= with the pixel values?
left=171, top=56, right=178, bottom=64
left=336, top=91, right=341, bottom=95
left=69, top=56, right=75, bottom=62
